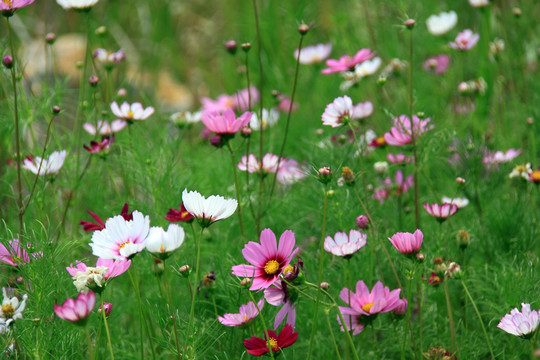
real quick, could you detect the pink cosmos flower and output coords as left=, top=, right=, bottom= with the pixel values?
left=244, top=324, right=298, bottom=356
left=66, top=258, right=131, bottom=280
left=0, top=0, right=34, bottom=14
left=201, top=109, right=252, bottom=135
left=238, top=153, right=279, bottom=174
left=231, top=229, right=299, bottom=291
left=373, top=170, right=413, bottom=203
left=264, top=280, right=296, bottom=329
left=276, top=159, right=305, bottom=186
left=324, top=230, right=367, bottom=257
left=322, top=96, right=373, bottom=128
left=54, top=291, right=96, bottom=325
left=0, top=239, right=39, bottom=267
left=387, top=153, right=412, bottom=164
left=218, top=299, right=264, bottom=327
left=93, top=48, right=125, bottom=65
left=423, top=203, right=458, bottom=221
left=83, top=137, right=113, bottom=154
left=388, top=229, right=423, bottom=255
left=497, top=303, right=540, bottom=338
left=99, top=302, right=112, bottom=317
left=322, top=49, right=376, bottom=74
left=294, top=43, right=332, bottom=65
left=276, top=93, right=298, bottom=113
left=83, top=120, right=127, bottom=136
left=201, top=94, right=235, bottom=114
left=66, top=258, right=131, bottom=293
left=338, top=280, right=402, bottom=335
left=233, top=87, right=259, bottom=111
left=384, top=115, right=433, bottom=146
left=423, top=55, right=451, bottom=75
left=449, top=30, right=480, bottom=50
left=110, top=101, right=154, bottom=122
left=483, top=148, right=521, bottom=166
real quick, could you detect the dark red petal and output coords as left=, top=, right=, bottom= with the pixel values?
left=121, top=203, right=133, bottom=220
left=165, top=208, right=183, bottom=222
left=277, top=324, right=298, bottom=348
left=79, top=221, right=104, bottom=232
left=244, top=337, right=269, bottom=356
left=88, top=211, right=106, bottom=228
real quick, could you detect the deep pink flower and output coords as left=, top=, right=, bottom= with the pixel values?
left=264, top=280, right=296, bottom=329
left=388, top=229, right=423, bottom=255
left=423, top=203, right=458, bottom=221
left=231, top=229, right=299, bottom=291
left=218, top=299, right=264, bottom=327
left=201, top=109, right=252, bottom=135
left=79, top=203, right=133, bottom=232
left=384, top=115, right=433, bottom=146
left=244, top=324, right=298, bottom=356
left=54, top=291, right=96, bottom=325
left=321, top=49, right=376, bottom=74
left=165, top=204, right=194, bottom=223
left=0, top=239, right=39, bottom=267
left=423, top=55, right=451, bottom=75
left=387, top=153, right=412, bottom=164
left=449, top=30, right=480, bottom=50
left=83, top=136, right=113, bottom=154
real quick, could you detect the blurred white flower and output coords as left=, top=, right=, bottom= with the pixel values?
left=441, top=196, right=469, bottom=208
left=250, top=108, right=279, bottom=131
left=426, top=11, right=458, bottom=36
left=22, top=150, right=66, bottom=176
left=56, top=0, right=99, bottom=9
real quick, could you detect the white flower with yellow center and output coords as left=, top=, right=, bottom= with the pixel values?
left=0, top=288, right=28, bottom=327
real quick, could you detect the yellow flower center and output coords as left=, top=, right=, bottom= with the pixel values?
left=282, top=265, right=294, bottom=276
left=181, top=211, right=190, bottom=218
left=2, top=304, right=15, bottom=319
left=127, top=111, right=134, bottom=118
left=362, top=302, right=375, bottom=313
left=160, top=244, right=164, bottom=253
left=2, top=0, right=13, bottom=6
left=243, top=315, right=248, bottom=322
left=268, top=337, right=278, bottom=351
left=264, top=260, right=280, bottom=275
left=532, top=171, right=540, bottom=182
left=118, top=241, right=130, bottom=250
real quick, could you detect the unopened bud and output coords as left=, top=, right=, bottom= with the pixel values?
left=374, top=161, right=388, bottom=174
left=405, top=19, right=415, bottom=29
left=117, top=88, right=127, bottom=98
left=225, top=40, right=237, bottom=55
left=298, top=24, right=309, bottom=35
left=445, top=262, right=462, bottom=278
left=317, top=167, right=332, bottom=184
left=241, top=43, right=251, bottom=52
left=271, top=90, right=280, bottom=98
left=240, top=278, right=252, bottom=288
left=326, top=190, right=335, bottom=198
left=2, top=55, right=13, bottom=69
left=458, top=82, right=470, bottom=93
left=210, top=135, right=223, bottom=148
left=52, top=106, right=61, bottom=115
left=241, top=126, right=252, bottom=137
left=153, top=258, right=164, bottom=274
left=356, top=215, right=369, bottom=229
left=377, top=75, right=387, bottom=85
left=179, top=265, right=191, bottom=277
left=416, top=112, right=425, bottom=119
left=89, top=75, right=99, bottom=86
left=341, top=166, right=355, bottom=185
left=456, top=230, right=470, bottom=249
left=527, top=117, right=534, bottom=125
left=98, top=302, right=113, bottom=317
left=415, top=253, right=425, bottom=262
left=45, top=32, right=56, bottom=44
left=320, top=282, right=330, bottom=290
left=512, top=7, right=522, bottom=17
left=456, top=177, right=466, bottom=185
left=393, top=298, right=408, bottom=315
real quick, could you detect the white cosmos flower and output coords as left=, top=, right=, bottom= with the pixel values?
left=249, top=108, right=279, bottom=131
left=56, top=0, right=99, bottom=9
left=170, top=111, right=201, bottom=126
left=341, top=57, right=382, bottom=90
left=468, top=0, right=489, bottom=7
left=321, top=96, right=373, bottom=128
left=145, top=224, right=185, bottom=259
left=90, top=211, right=150, bottom=260
left=111, top=101, right=155, bottom=121
left=0, top=288, right=28, bottom=327
left=294, top=43, right=332, bottom=65
left=83, top=120, right=127, bottom=136
left=426, top=11, right=458, bottom=36
left=441, top=196, right=469, bottom=208
left=22, top=150, right=66, bottom=176
left=181, top=189, right=238, bottom=227
left=324, top=230, right=367, bottom=257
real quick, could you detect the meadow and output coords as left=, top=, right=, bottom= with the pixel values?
left=0, top=0, right=539, bottom=359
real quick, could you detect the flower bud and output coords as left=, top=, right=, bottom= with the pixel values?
left=240, top=278, right=252, bottom=288
left=356, top=215, right=369, bottom=229
left=117, top=88, right=127, bottom=98
left=317, top=167, right=332, bottom=184
left=512, top=7, right=522, bottom=17
left=341, top=166, right=355, bottom=185
left=377, top=75, right=387, bottom=85
left=456, top=230, right=470, bottom=249
left=52, top=106, right=61, bottom=115
left=89, top=75, right=99, bottom=87
left=241, top=43, right=251, bottom=52
left=225, top=40, right=237, bottom=55
left=178, top=265, right=191, bottom=277
left=374, top=161, right=388, bottom=174
left=241, top=126, right=252, bottom=138
left=320, top=282, right=330, bottom=290
left=445, top=262, right=462, bottom=279
left=393, top=298, right=408, bottom=316
left=210, top=135, right=224, bottom=148
left=404, top=19, right=415, bottom=29
left=45, top=32, right=56, bottom=45
left=2, top=55, right=13, bottom=69
left=455, top=177, right=466, bottom=185
left=298, top=24, right=309, bottom=35
left=326, top=189, right=335, bottom=198
left=98, top=302, right=113, bottom=317
left=153, top=258, right=164, bottom=275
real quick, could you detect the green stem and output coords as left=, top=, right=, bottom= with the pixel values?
left=128, top=267, right=156, bottom=360
left=187, top=227, right=205, bottom=355
left=226, top=141, right=246, bottom=238
left=407, top=26, right=420, bottom=230
left=443, top=280, right=459, bottom=358
left=324, top=310, right=343, bottom=360
left=247, top=291, right=275, bottom=360
left=163, top=261, right=181, bottom=359
left=85, top=327, right=94, bottom=360
left=100, top=295, right=115, bottom=360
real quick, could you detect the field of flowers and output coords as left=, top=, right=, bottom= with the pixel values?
left=0, top=0, right=539, bottom=359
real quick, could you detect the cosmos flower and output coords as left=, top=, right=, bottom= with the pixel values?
left=170, top=110, right=201, bottom=127
left=423, top=202, right=458, bottom=221
left=441, top=196, right=469, bottom=208
left=0, top=239, right=39, bottom=267
left=388, top=229, right=423, bottom=255
left=238, top=153, right=279, bottom=174
left=321, top=96, right=373, bottom=127
left=93, top=48, right=125, bottom=66
left=449, top=30, right=480, bottom=50
left=218, top=299, right=264, bottom=327
left=483, top=148, right=521, bottom=166
left=324, top=230, right=367, bottom=257
left=165, top=204, right=194, bottom=223
left=0, top=0, right=35, bottom=16
left=83, top=136, right=113, bottom=154
left=387, top=153, right=412, bottom=164
left=79, top=203, right=133, bottom=232
left=322, top=49, right=376, bottom=74
left=423, top=55, right=451, bottom=75
left=426, top=11, right=458, bottom=36
left=66, top=258, right=131, bottom=293
left=233, top=87, right=259, bottom=111
left=264, top=280, right=296, bottom=330
left=21, top=150, right=66, bottom=176
left=0, top=288, right=28, bottom=327
left=276, top=159, right=306, bottom=186
left=373, top=170, right=413, bottom=203
left=56, top=0, right=99, bottom=10
left=340, top=57, right=382, bottom=90
left=54, top=291, right=96, bottom=325
left=89, top=210, right=150, bottom=261
left=497, top=303, right=539, bottom=338
left=181, top=189, right=238, bottom=227
left=508, top=163, right=532, bottom=180
left=145, top=224, right=185, bottom=260
left=201, top=109, right=252, bottom=135
left=249, top=108, right=280, bottom=131
left=384, top=115, right=432, bottom=146
left=110, top=102, right=154, bottom=122
left=201, top=94, right=235, bottom=114
left=294, top=43, right=332, bottom=64
left=244, top=324, right=298, bottom=356
left=231, top=228, right=299, bottom=291
left=83, top=120, right=127, bottom=136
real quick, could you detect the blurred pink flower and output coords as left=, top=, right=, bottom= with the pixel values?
left=373, top=170, right=413, bottom=203
left=276, top=93, right=298, bottom=113
left=201, top=94, right=235, bottom=113
left=233, top=87, right=259, bottom=111
left=54, top=291, right=96, bottom=325
left=0, top=239, right=39, bottom=267
left=324, top=230, right=367, bottom=257
left=294, top=43, right=332, bottom=65
left=276, top=159, right=305, bottom=186
left=388, top=229, right=423, bottom=255
left=384, top=115, right=433, bottom=146
left=201, top=109, right=252, bottom=135
left=449, top=30, right=480, bottom=50
left=83, top=120, right=127, bottom=136
left=218, top=299, right=264, bottom=327
left=238, top=153, right=279, bottom=174
left=232, top=229, right=299, bottom=291
left=423, top=55, right=451, bottom=75
left=387, top=153, right=412, bottom=164
left=423, top=202, right=458, bottom=221
left=483, top=148, right=521, bottom=166
left=497, top=303, right=539, bottom=338
left=322, top=49, right=376, bottom=74
left=393, top=298, right=408, bottom=315
left=83, top=137, right=113, bottom=154
left=99, top=302, right=113, bottom=317
left=322, top=96, right=373, bottom=127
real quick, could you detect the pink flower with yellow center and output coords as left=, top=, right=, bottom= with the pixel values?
left=201, top=109, right=252, bottom=135
left=321, top=49, right=376, bottom=74
left=218, top=299, right=264, bottom=327
left=231, top=229, right=299, bottom=291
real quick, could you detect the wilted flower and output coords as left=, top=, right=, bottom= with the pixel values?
left=54, top=291, right=96, bottom=325
left=145, top=224, right=185, bottom=260
left=22, top=150, right=66, bottom=176
left=56, top=0, right=99, bottom=10
left=388, top=229, right=423, bottom=255
left=181, top=189, right=238, bottom=227
left=497, top=303, right=539, bottom=338
left=384, top=115, right=432, bottom=146
left=426, top=11, right=458, bottom=36
left=423, top=55, right=451, bottom=75
left=218, top=299, right=264, bottom=327
left=294, top=43, right=332, bottom=65
left=449, top=30, right=480, bottom=50
left=201, top=109, right=252, bottom=135
left=423, top=203, right=459, bottom=222
left=324, top=230, right=367, bottom=257
left=441, top=196, right=469, bottom=208
left=244, top=324, right=298, bottom=356
left=322, top=49, right=376, bottom=74
left=232, top=229, right=299, bottom=291
left=110, top=101, right=154, bottom=122
left=322, top=96, right=373, bottom=127
left=83, top=120, right=127, bottom=136
left=66, top=258, right=131, bottom=293
left=0, top=288, right=28, bottom=327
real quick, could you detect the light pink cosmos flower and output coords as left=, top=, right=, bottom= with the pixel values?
left=276, top=93, right=298, bottom=113
left=66, top=259, right=131, bottom=280
left=338, top=280, right=402, bottom=335
left=449, top=30, right=480, bottom=50
left=423, top=203, right=458, bottom=221
left=201, top=109, right=252, bottom=135
left=0, top=239, right=39, bottom=267
left=294, top=43, right=332, bottom=65
left=264, top=280, right=296, bottom=329
left=110, top=101, right=154, bottom=122
left=276, top=159, right=306, bottom=186
left=0, top=0, right=34, bottom=13
left=387, top=153, right=412, bottom=164
left=238, top=153, right=279, bottom=174
left=373, top=170, right=413, bottom=203
left=201, top=94, right=235, bottom=114
left=231, top=229, right=299, bottom=291
left=322, top=96, right=373, bottom=128
left=321, top=49, right=376, bottom=74
left=388, top=229, right=423, bottom=255
left=384, top=115, right=433, bottom=146
left=423, top=55, right=451, bottom=75
left=218, top=299, right=264, bottom=327
left=233, top=87, right=259, bottom=111
left=483, top=148, right=521, bottom=166
left=22, top=150, right=66, bottom=176
left=83, top=120, right=127, bottom=136
left=497, top=303, right=540, bottom=338
left=54, top=291, right=96, bottom=325
left=324, top=230, right=367, bottom=257
left=93, top=48, right=125, bottom=65
left=66, top=258, right=131, bottom=293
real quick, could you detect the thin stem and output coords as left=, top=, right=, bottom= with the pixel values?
left=85, top=327, right=94, bottom=360
left=307, top=190, right=328, bottom=360
left=187, top=227, right=205, bottom=350
left=128, top=267, right=156, bottom=360
left=162, top=261, right=181, bottom=359
left=100, top=295, right=115, bottom=360
left=408, top=26, right=420, bottom=230
left=247, top=291, right=275, bottom=360
left=347, top=123, right=370, bottom=214
left=243, top=50, right=257, bottom=224
left=443, top=280, right=459, bottom=358
left=461, top=280, right=495, bottom=360
left=226, top=141, right=246, bottom=238
left=417, top=276, right=424, bottom=353
left=324, top=310, right=343, bottom=360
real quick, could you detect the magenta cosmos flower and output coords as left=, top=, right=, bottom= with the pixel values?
left=321, top=96, right=373, bottom=128
left=388, top=229, right=423, bottom=255
left=201, top=109, right=252, bottom=135
left=80, top=203, right=133, bottom=232
left=0, top=0, right=34, bottom=16
left=231, top=229, right=299, bottom=291
left=338, top=280, right=402, bottom=335
left=244, top=324, right=298, bottom=356
left=218, top=299, right=264, bottom=327
left=110, top=101, right=154, bottom=122
left=423, top=203, right=458, bottom=222
left=321, top=49, right=376, bottom=74
left=265, top=280, right=296, bottom=329
left=0, top=239, right=39, bottom=267
left=449, top=29, right=480, bottom=50
left=384, top=115, right=432, bottom=146
left=497, top=303, right=539, bottom=338
left=324, top=230, right=367, bottom=257
left=54, top=291, right=96, bottom=325
left=423, top=55, right=451, bottom=75
left=84, top=137, right=113, bottom=154
left=66, top=258, right=131, bottom=293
